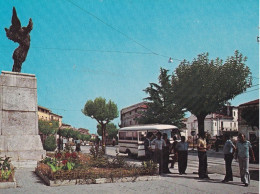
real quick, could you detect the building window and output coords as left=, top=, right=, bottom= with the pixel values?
left=233, top=111, right=236, bottom=117
left=215, top=122, right=216, bottom=126
left=130, top=121, right=132, bottom=125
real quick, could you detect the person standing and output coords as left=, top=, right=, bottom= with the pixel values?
left=215, top=136, right=220, bottom=152
left=75, top=142, right=81, bottom=152
left=170, top=136, right=178, bottom=168
left=144, top=132, right=153, bottom=161
left=162, top=133, right=171, bottom=173
left=95, top=136, right=100, bottom=151
left=222, top=134, right=236, bottom=183
left=151, top=132, right=166, bottom=174
left=235, top=133, right=255, bottom=187
left=112, top=137, right=116, bottom=146
left=197, top=132, right=210, bottom=179
left=176, top=136, right=189, bottom=175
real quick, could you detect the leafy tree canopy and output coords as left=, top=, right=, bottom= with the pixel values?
left=39, top=120, right=59, bottom=136
left=82, top=97, right=118, bottom=124
left=82, top=97, right=118, bottom=146
left=138, top=68, right=185, bottom=128
left=172, top=50, right=251, bottom=134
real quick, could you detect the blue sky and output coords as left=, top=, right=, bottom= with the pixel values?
left=0, top=0, right=259, bottom=134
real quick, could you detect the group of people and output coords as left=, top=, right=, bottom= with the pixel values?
left=144, top=131, right=189, bottom=175
left=144, top=131, right=256, bottom=187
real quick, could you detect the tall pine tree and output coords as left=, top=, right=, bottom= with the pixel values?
left=137, top=68, right=185, bottom=128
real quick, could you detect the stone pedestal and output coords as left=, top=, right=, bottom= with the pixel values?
left=0, top=71, right=46, bottom=167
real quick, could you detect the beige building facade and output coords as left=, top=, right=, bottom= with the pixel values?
left=38, top=106, right=62, bottom=127
left=120, top=102, right=147, bottom=127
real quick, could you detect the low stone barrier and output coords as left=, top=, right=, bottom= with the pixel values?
left=0, top=177, right=16, bottom=189
left=35, top=168, right=160, bottom=187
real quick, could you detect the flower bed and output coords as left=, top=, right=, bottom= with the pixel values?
left=0, top=157, right=16, bottom=189
left=35, top=145, right=158, bottom=186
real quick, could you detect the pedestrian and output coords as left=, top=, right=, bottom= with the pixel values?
left=222, top=133, right=236, bottom=183
left=215, top=136, right=220, bottom=152
left=170, top=136, right=178, bottom=168
left=235, top=133, right=255, bottom=187
left=197, top=132, right=210, bottom=179
left=144, top=132, right=153, bottom=161
left=95, top=136, right=100, bottom=151
left=151, top=131, right=166, bottom=174
left=176, top=136, right=189, bottom=175
left=162, top=133, right=171, bottom=173
left=75, top=142, right=81, bottom=152
left=112, top=137, right=116, bottom=146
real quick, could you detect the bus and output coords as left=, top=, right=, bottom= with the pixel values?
left=118, top=124, right=180, bottom=158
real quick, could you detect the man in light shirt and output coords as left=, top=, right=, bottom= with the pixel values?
left=197, top=132, right=210, bottom=179
left=235, top=133, right=255, bottom=187
left=151, top=131, right=166, bottom=174
left=176, top=136, right=189, bottom=175
left=222, top=133, right=236, bottom=183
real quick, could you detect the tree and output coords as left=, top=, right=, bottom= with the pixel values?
left=58, top=128, right=69, bottom=138
left=39, top=120, right=59, bottom=136
left=241, top=106, right=259, bottom=130
left=43, top=136, right=56, bottom=151
left=81, top=134, right=91, bottom=142
left=71, top=130, right=81, bottom=141
left=97, top=123, right=118, bottom=140
left=172, top=51, right=251, bottom=135
left=82, top=97, right=118, bottom=148
left=137, top=68, right=185, bottom=128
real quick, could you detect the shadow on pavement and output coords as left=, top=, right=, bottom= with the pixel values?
left=31, top=171, right=48, bottom=186
left=250, top=170, right=259, bottom=181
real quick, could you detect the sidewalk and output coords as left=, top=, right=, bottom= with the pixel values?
left=189, top=148, right=259, bottom=181
left=2, top=167, right=259, bottom=194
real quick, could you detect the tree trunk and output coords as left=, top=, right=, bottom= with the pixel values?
left=197, top=114, right=207, bottom=136
left=101, top=123, right=106, bottom=152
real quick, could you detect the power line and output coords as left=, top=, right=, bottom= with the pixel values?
left=0, top=45, right=154, bottom=55
left=244, top=88, right=259, bottom=93
left=65, top=0, right=182, bottom=62
left=250, top=83, right=260, bottom=88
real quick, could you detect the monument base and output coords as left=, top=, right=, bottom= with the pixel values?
left=0, top=71, right=46, bottom=168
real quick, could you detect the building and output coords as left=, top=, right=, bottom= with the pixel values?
left=38, top=105, right=62, bottom=127
left=120, top=102, right=147, bottom=127
left=186, top=105, right=238, bottom=138
left=78, top=128, right=90, bottom=135
left=238, top=99, right=259, bottom=141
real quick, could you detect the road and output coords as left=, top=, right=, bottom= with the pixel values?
left=2, top=145, right=259, bottom=194
left=82, top=145, right=259, bottom=180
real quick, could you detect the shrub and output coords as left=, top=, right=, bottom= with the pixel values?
left=44, top=136, right=57, bottom=151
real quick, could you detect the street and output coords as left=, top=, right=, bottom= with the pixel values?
left=2, top=145, right=259, bottom=194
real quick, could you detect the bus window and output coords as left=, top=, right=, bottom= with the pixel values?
left=126, top=131, right=132, bottom=140
left=119, top=131, right=126, bottom=140
left=139, top=132, right=145, bottom=141
left=133, top=131, right=138, bottom=140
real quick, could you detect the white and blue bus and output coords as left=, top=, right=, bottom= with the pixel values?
left=118, top=124, right=180, bottom=158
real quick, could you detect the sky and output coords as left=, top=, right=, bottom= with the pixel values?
left=0, top=0, right=259, bottom=134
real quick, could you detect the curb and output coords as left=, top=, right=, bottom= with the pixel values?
left=35, top=169, right=160, bottom=187
left=0, top=177, right=16, bottom=189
